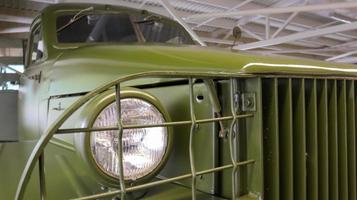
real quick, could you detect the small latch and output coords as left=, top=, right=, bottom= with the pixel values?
left=241, top=93, right=256, bottom=112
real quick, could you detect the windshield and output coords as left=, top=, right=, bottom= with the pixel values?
left=56, top=13, right=194, bottom=45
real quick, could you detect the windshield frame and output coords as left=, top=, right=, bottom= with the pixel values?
left=53, top=9, right=195, bottom=48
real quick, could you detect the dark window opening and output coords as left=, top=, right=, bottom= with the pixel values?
left=57, top=14, right=138, bottom=43
left=56, top=12, right=194, bottom=45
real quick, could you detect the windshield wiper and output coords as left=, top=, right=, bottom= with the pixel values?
left=134, top=15, right=161, bottom=24
left=57, top=6, right=94, bottom=33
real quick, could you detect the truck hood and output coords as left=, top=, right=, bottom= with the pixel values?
left=53, top=44, right=254, bottom=73
left=48, top=44, right=357, bottom=95
left=48, top=44, right=245, bottom=95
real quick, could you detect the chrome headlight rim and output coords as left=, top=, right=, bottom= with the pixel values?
left=82, top=89, right=173, bottom=186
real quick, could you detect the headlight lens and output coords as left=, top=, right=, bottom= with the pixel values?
left=90, top=98, right=168, bottom=181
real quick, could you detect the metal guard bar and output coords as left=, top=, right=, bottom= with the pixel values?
left=15, top=71, right=254, bottom=200
left=55, top=114, right=254, bottom=134
left=72, top=160, right=255, bottom=200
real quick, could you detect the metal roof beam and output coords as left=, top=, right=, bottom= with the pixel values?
left=193, top=0, right=253, bottom=29
left=266, top=51, right=336, bottom=58
left=240, top=26, right=264, bottom=41
left=0, top=27, right=30, bottom=34
left=235, top=21, right=357, bottom=50
left=0, top=14, right=32, bottom=24
left=271, top=12, right=299, bottom=38
left=332, top=56, right=357, bottom=63
left=251, top=48, right=349, bottom=54
left=236, top=0, right=304, bottom=27
left=185, top=2, right=357, bottom=20
left=329, top=40, right=357, bottom=48
left=186, top=0, right=234, bottom=10
left=325, top=50, right=357, bottom=62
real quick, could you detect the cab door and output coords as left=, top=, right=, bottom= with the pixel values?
left=18, top=19, right=49, bottom=141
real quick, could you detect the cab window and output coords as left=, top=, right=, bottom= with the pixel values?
left=57, top=14, right=138, bottom=43
left=56, top=13, right=194, bottom=45
left=30, top=24, right=44, bottom=64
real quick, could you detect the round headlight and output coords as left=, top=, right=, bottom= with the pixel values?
left=90, top=98, right=168, bottom=181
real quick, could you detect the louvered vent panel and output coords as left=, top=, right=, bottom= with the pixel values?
left=261, top=78, right=357, bottom=200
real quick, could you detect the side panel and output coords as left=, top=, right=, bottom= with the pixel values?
left=150, top=83, right=217, bottom=194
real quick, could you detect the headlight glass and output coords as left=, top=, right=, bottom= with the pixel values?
left=90, top=98, right=168, bottom=181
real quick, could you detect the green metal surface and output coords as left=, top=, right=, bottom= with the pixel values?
left=292, top=79, right=306, bottom=200
left=346, top=80, right=356, bottom=200
left=262, top=78, right=279, bottom=200
left=0, top=141, right=39, bottom=199
left=42, top=43, right=357, bottom=97
left=14, top=71, right=257, bottom=200
left=228, top=78, right=238, bottom=200
left=337, top=80, right=348, bottom=200
left=277, top=78, right=293, bottom=200
left=188, top=77, right=198, bottom=200
left=306, top=79, right=318, bottom=200
left=328, top=80, right=339, bottom=200
left=244, top=78, right=264, bottom=198
left=317, top=79, right=329, bottom=200
left=215, top=79, right=263, bottom=199
left=150, top=83, right=218, bottom=194
left=141, top=181, right=228, bottom=200
left=217, top=80, right=238, bottom=198
left=71, top=161, right=255, bottom=200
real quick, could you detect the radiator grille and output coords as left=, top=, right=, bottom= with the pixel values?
left=262, top=78, right=357, bottom=200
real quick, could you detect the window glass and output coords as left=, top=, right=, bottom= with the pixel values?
left=56, top=13, right=194, bottom=45
left=137, top=19, right=192, bottom=44
left=57, top=14, right=138, bottom=43
left=30, top=26, right=44, bottom=64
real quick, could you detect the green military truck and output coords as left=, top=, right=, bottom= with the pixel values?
left=0, top=3, right=356, bottom=200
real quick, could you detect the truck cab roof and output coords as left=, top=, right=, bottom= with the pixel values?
left=26, top=3, right=194, bottom=66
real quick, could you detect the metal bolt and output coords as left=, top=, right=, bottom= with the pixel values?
left=245, top=97, right=254, bottom=108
